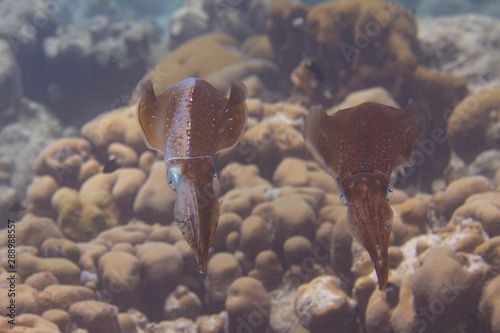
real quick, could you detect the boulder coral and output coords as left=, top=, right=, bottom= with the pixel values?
left=40, top=238, right=80, bottom=264
left=479, top=275, right=500, bottom=333
left=135, top=242, right=184, bottom=319
left=69, top=300, right=121, bottom=333
left=430, top=175, right=493, bottom=223
left=51, top=188, right=118, bottom=242
left=272, top=157, right=338, bottom=193
left=0, top=216, right=62, bottom=248
left=304, top=0, right=419, bottom=102
left=94, top=220, right=153, bottom=247
left=196, top=312, right=227, bottom=333
left=0, top=313, right=61, bottom=332
left=77, top=242, right=108, bottom=273
left=0, top=283, right=50, bottom=316
left=365, top=275, right=411, bottom=333
left=411, top=248, right=484, bottom=332
left=41, top=309, right=71, bottom=333
left=163, top=285, right=202, bottom=320
left=24, top=271, right=59, bottom=291
left=107, top=142, right=139, bottom=168
left=475, top=235, right=500, bottom=265
left=237, top=113, right=306, bottom=178
left=80, top=168, right=147, bottom=221
left=248, top=249, right=283, bottom=285
left=452, top=192, right=500, bottom=237
left=42, top=284, right=95, bottom=311
left=97, top=251, right=141, bottom=311
left=226, top=276, right=271, bottom=333
left=211, top=212, right=243, bottom=250
left=295, top=275, right=357, bottom=332
left=283, top=235, right=314, bottom=267
left=241, top=34, right=274, bottom=60
left=26, top=175, right=59, bottom=217
left=205, top=252, right=243, bottom=307
left=34, top=138, right=91, bottom=188
left=80, top=104, right=146, bottom=159
left=130, top=33, right=242, bottom=102
left=219, top=185, right=270, bottom=219
left=15, top=252, right=80, bottom=285
left=133, top=160, right=177, bottom=224
left=252, top=193, right=317, bottom=252
left=447, top=87, right=500, bottom=162
left=240, top=215, right=271, bottom=261
left=206, top=58, right=279, bottom=94
left=218, top=163, right=272, bottom=194
left=267, top=0, right=310, bottom=76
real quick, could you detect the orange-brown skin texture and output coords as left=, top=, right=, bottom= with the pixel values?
left=304, top=101, right=426, bottom=290
left=137, top=77, right=247, bottom=273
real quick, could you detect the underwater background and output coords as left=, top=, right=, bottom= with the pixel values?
left=1, top=0, right=500, bottom=332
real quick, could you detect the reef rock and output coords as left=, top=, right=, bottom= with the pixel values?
left=419, top=14, right=500, bottom=90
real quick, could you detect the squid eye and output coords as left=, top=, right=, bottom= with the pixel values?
left=213, top=172, right=217, bottom=183
left=339, top=189, right=347, bottom=205
left=387, top=185, right=394, bottom=201
left=167, top=167, right=182, bottom=191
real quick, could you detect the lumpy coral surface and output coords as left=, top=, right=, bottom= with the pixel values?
left=1, top=0, right=500, bottom=332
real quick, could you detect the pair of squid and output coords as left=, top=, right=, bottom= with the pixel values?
left=136, top=77, right=426, bottom=290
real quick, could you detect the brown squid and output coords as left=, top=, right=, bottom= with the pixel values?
left=137, top=77, right=247, bottom=273
left=303, top=101, right=427, bottom=290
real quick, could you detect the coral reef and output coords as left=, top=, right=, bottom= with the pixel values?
left=2, top=1, right=500, bottom=332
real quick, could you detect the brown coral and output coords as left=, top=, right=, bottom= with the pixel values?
left=226, top=276, right=271, bottom=333
left=240, top=215, right=271, bottom=261
left=34, top=138, right=91, bottom=188
left=130, top=33, right=241, bottom=102
left=452, top=192, right=500, bottom=237
left=69, top=300, right=121, bottom=333
left=15, top=252, right=80, bottom=285
left=135, top=242, right=183, bottom=319
left=80, top=104, right=146, bottom=159
left=0, top=313, right=61, bottom=332
left=273, top=157, right=338, bottom=192
left=430, top=175, right=493, bottom=222
left=447, top=87, right=500, bottom=162
left=295, top=275, right=357, bottom=333
left=267, top=0, right=309, bottom=76
left=205, top=252, right=243, bottom=306
left=252, top=193, right=317, bottom=251
left=26, top=175, right=59, bottom=217
left=304, top=0, right=418, bottom=102
left=97, top=251, right=141, bottom=310
left=133, top=160, right=176, bottom=224
left=51, top=188, right=118, bottom=242
left=0, top=216, right=63, bottom=248
left=479, top=275, right=500, bottom=333
left=248, top=249, right=283, bottom=285
left=80, top=168, right=147, bottom=221
left=411, top=248, right=483, bottom=332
